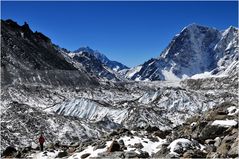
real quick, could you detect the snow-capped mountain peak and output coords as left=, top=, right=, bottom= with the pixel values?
left=73, top=46, right=128, bottom=72
left=125, top=24, right=238, bottom=81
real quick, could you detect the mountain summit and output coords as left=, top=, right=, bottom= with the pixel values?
left=125, top=24, right=238, bottom=81
left=73, top=46, right=128, bottom=71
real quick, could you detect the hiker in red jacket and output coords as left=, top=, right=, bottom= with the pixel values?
left=39, top=134, right=45, bottom=151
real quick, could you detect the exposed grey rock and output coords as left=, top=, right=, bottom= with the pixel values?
left=132, top=143, right=143, bottom=149
left=205, top=139, right=216, bottom=145
left=183, top=149, right=206, bottom=158
left=153, top=144, right=169, bottom=158
left=228, top=141, right=238, bottom=157
left=56, top=151, right=68, bottom=158
left=2, top=146, right=17, bottom=157
left=81, top=153, right=91, bottom=158
left=214, top=137, right=221, bottom=147
left=199, top=125, right=228, bottom=141
left=107, top=140, right=121, bottom=152
left=98, top=151, right=125, bottom=158
left=137, top=149, right=150, bottom=158
left=124, top=151, right=139, bottom=158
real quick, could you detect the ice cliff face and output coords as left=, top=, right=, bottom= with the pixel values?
left=125, top=24, right=238, bottom=81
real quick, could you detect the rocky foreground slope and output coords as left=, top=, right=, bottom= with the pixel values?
left=2, top=100, right=238, bottom=158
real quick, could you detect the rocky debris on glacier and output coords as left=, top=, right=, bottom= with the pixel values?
left=153, top=102, right=238, bottom=158
left=2, top=101, right=238, bottom=158
left=1, top=76, right=238, bottom=158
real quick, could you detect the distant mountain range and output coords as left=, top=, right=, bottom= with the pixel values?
left=66, top=47, right=128, bottom=81
left=73, top=47, right=128, bottom=71
left=1, top=19, right=238, bottom=83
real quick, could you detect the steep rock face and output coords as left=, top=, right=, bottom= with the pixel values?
left=1, top=19, right=76, bottom=70
left=1, top=19, right=98, bottom=86
left=213, top=26, right=239, bottom=75
left=125, top=24, right=238, bottom=81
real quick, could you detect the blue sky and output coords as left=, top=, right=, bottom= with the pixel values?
left=2, top=1, right=238, bottom=67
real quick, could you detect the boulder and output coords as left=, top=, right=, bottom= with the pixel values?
left=228, top=142, right=238, bottom=158
left=214, top=137, right=221, bottom=147
left=153, top=144, right=169, bottom=158
left=70, top=142, right=80, bottom=147
left=217, top=143, right=230, bottom=157
left=191, top=121, right=208, bottom=140
left=81, top=153, right=91, bottom=158
left=205, top=139, right=215, bottom=145
left=107, top=140, right=121, bottom=152
left=171, top=131, right=179, bottom=140
left=93, top=141, right=106, bottom=150
left=48, top=149, right=55, bottom=153
left=153, top=130, right=171, bottom=139
left=199, top=125, right=227, bottom=140
left=56, top=151, right=68, bottom=158
left=183, top=149, right=206, bottom=158
left=125, top=151, right=139, bottom=158
left=109, top=131, right=119, bottom=137
left=47, top=143, right=55, bottom=150
left=148, top=136, right=159, bottom=142
left=118, top=139, right=126, bottom=150
left=67, top=147, right=76, bottom=154
left=207, top=152, right=220, bottom=158
left=137, top=150, right=150, bottom=158
left=167, top=138, right=194, bottom=155
left=22, top=146, right=31, bottom=153
left=145, top=125, right=159, bottom=133
left=2, top=146, right=17, bottom=157
left=205, top=107, right=228, bottom=121
left=133, top=143, right=143, bottom=149
left=54, top=141, right=60, bottom=148
left=221, top=134, right=237, bottom=144
left=31, top=142, right=39, bottom=150
left=98, top=151, right=124, bottom=158
left=118, top=128, right=130, bottom=134
left=15, top=151, right=22, bottom=158
left=205, top=145, right=217, bottom=153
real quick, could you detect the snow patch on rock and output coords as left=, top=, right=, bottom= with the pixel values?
left=211, top=120, right=237, bottom=127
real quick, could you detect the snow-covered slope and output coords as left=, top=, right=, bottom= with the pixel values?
left=125, top=24, right=238, bottom=81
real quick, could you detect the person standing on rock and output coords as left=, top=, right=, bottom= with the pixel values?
left=39, top=133, right=45, bottom=151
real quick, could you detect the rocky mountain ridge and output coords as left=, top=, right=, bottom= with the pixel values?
left=1, top=19, right=99, bottom=87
